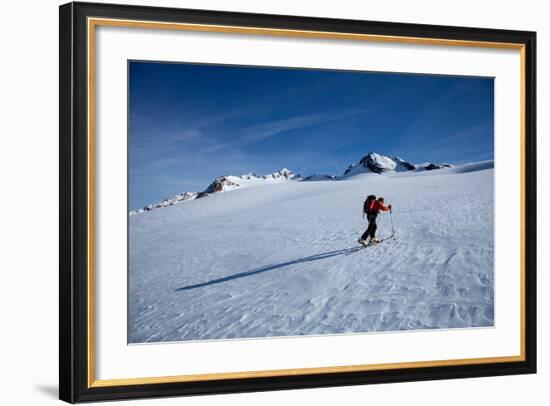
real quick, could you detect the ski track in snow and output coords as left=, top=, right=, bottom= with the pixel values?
left=128, top=165, right=494, bottom=343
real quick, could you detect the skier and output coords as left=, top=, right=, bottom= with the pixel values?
left=359, top=196, right=392, bottom=246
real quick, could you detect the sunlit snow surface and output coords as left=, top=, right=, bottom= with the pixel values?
left=128, top=162, right=494, bottom=343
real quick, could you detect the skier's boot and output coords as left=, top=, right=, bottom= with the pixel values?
left=370, top=237, right=381, bottom=244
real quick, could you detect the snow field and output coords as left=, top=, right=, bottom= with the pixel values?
left=128, top=164, right=494, bottom=343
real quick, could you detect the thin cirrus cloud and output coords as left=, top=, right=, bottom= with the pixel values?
left=201, top=108, right=372, bottom=153
left=420, top=123, right=494, bottom=161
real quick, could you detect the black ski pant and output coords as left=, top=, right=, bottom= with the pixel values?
left=361, top=213, right=378, bottom=240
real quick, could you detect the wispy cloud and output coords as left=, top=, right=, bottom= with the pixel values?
left=389, top=80, right=493, bottom=161
left=396, top=122, right=493, bottom=164
left=202, top=108, right=372, bottom=153
left=422, top=123, right=492, bottom=151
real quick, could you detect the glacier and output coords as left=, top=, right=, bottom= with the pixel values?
left=128, top=161, right=494, bottom=343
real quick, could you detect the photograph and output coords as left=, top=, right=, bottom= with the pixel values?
left=56, top=1, right=537, bottom=402
left=128, top=61, right=495, bottom=343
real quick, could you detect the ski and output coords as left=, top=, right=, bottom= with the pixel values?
left=358, top=235, right=395, bottom=248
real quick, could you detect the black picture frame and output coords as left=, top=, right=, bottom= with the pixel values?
left=59, top=1, right=537, bottom=403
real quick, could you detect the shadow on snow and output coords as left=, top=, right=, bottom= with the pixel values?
left=174, top=246, right=363, bottom=292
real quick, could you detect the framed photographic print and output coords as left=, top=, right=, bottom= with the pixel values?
left=59, top=1, right=537, bottom=403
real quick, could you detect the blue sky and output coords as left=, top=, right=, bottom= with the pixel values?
left=129, top=61, right=494, bottom=210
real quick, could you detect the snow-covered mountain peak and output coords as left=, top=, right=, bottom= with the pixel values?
left=203, top=176, right=240, bottom=194
left=130, top=168, right=306, bottom=215
left=129, top=191, right=199, bottom=215
left=198, top=168, right=303, bottom=198
left=362, top=152, right=398, bottom=173
left=342, top=152, right=450, bottom=177
left=130, top=154, right=459, bottom=215
left=343, top=152, right=416, bottom=176
left=239, top=172, right=260, bottom=180
left=262, top=168, right=301, bottom=180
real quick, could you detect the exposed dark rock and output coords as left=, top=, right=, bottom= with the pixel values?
left=303, top=174, right=337, bottom=181
left=343, top=165, right=354, bottom=176
left=196, top=191, right=210, bottom=199
left=393, top=157, right=416, bottom=170
left=424, top=163, right=452, bottom=171
left=204, top=176, right=239, bottom=194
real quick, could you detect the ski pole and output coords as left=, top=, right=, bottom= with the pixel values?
left=390, top=208, right=395, bottom=237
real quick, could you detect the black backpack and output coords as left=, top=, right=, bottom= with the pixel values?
left=363, top=195, right=376, bottom=214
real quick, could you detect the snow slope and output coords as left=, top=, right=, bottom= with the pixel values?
left=129, top=153, right=454, bottom=216
left=128, top=162, right=494, bottom=343
left=130, top=168, right=303, bottom=215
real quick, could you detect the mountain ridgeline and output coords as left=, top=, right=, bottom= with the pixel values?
left=130, top=152, right=452, bottom=215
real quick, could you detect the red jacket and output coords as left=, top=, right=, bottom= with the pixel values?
left=368, top=200, right=391, bottom=214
